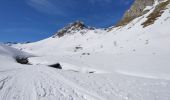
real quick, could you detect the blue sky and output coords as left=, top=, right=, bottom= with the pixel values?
left=0, top=0, right=134, bottom=42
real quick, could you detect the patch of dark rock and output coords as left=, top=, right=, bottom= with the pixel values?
left=15, top=56, right=30, bottom=65
left=89, top=71, right=95, bottom=74
left=74, top=46, right=83, bottom=52
left=82, top=53, right=90, bottom=55
left=48, top=63, right=62, bottom=69
left=75, top=46, right=83, bottom=50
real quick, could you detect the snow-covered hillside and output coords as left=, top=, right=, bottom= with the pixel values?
left=1, top=44, right=170, bottom=100
left=14, top=0, right=170, bottom=79
left=1, top=0, right=170, bottom=100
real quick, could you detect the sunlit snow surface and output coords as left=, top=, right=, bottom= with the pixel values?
left=1, top=1, right=170, bottom=100
left=0, top=44, right=170, bottom=100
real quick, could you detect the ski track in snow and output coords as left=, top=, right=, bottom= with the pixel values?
left=0, top=66, right=106, bottom=100
left=0, top=66, right=170, bottom=100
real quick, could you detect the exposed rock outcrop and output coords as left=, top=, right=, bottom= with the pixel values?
left=49, top=63, right=62, bottom=69
left=116, top=0, right=155, bottom=26
left=53, top=21, right=87, bottom=38
left=142, top=0, right=170, bottom=27
left=15, top=56, right=30, bottom=65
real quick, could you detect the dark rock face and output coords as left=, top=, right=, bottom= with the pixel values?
left=74, top=46, right=83, bottom=52
left=82, top=53, right=90, bottom=55
left=49, top=63, right=62, bottom=69
left=53, top=21, right=87, bottom=38
left=15, top=57, right=29, bottom=64
left=117, top=0, right=155, bottom=26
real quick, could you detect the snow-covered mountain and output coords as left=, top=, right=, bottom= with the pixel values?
left=1, top=0, right=170, bottom=100
left=52, top=21, right=95, bottom=38
left=14, top=0, right=170, bottom=78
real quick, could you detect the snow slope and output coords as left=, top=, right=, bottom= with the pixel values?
left=14, top=0, right=170, bottom=79
left=1, top=45, right=170, bottom=100
left=0, top=0, right=169, bottom=100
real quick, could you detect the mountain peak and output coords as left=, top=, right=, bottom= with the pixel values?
left=53, top=20, right=87, bottom=38
left=69, top=20, right=86, bottom=29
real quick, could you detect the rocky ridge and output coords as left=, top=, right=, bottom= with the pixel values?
left=116, top=0, right=155, bottom=26
left=53, top=21, right=94, bottom=38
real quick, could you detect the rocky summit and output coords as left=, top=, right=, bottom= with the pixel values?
left=53, top=21, right=87, bottom=38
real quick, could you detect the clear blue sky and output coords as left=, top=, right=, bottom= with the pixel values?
left=0, top=0, right=134, bottom=42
